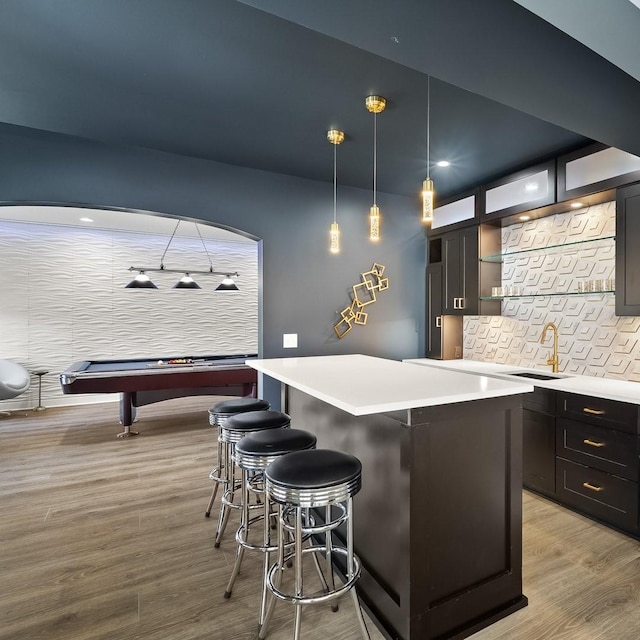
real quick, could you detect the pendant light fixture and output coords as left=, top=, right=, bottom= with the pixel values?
left=327, top=128, right=345, bottom=254
left=365, top=95, right=386, bottom=242
left=173, top=273, right=201, bottom=289
left=125, top=270, right=158, bottom=289
left=421, top=76, right=435, bottom=224
left=125, top=219, right=240, bottom=290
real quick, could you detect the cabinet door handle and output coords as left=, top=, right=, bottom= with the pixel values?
left=452, top=298, right=458, bottom=309
left=435, top=316, right=442, bottom=328
left=582, top=482, right=603, bottom=493
left=583, top=407, right=605, bottom=416
left=459, top=297, right=465, bottom=309
left=583, top=439, right=605, bottom=448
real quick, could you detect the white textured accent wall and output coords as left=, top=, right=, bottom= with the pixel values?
left=0, top=219, right=258, bottom=411
left=464, top=201, right=640, bottom=381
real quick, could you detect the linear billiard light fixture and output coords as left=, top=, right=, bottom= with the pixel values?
left=421, top=75, right=434, bottom=225
left=327, top=128, right=345, bottom=254
left=365, top=95, right=386, bottom=242
left=125, top=220, right=240, bottom=290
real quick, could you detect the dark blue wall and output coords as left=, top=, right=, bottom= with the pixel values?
left=0, top=123, right=425, bottom=408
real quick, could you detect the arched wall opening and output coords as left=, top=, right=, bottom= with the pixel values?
left=0, top=203, right=261, bottom=411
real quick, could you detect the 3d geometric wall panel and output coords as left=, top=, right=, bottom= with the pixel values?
left=464, top=201, right=640, bottom=381
left=0, top=216, right=258, bottom=410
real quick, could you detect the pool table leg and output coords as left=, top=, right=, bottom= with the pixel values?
left=118, top=392, right=139, bottom=437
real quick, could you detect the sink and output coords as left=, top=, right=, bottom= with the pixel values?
left=506, top=371, right=569, bottom=381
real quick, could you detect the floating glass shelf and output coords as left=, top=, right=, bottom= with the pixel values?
left=480, top=290, right=615, bottom=300
left=480, top=235, right=615, bottom=263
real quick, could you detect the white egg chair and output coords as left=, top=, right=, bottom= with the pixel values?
left=0, top=360, right=31, bottom=414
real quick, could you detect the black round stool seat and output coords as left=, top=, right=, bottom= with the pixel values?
left=209, top=398, right=270, bottom=426
left=234, top=429, right=316, bottom=470
left=267, top=448, right=361, bottom=489
left=225, top=410, right=291, bottom=433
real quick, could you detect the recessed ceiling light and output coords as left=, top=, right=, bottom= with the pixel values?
left=436, top=160, right=450, bottom=167
left=79, top=217, right=94, bottom=222
left=570, top=202, right=584, bottom=209
left=519, top=215, right=530, bottom=221
left=524, top=182, right=538, bottom=192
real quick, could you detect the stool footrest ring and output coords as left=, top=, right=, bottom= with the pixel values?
left=266, top=546, right=361, bottom=605
left=280, top=503, right=347, bottom=536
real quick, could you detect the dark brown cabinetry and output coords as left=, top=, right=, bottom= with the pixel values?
left=442, top=226, right=478, bottom=314
left=522, top=388, right=556, bottom=497
left=615, top=182, right=640, bottom=315
left=425, top=263, right=442, bottom=359
left=555, top=392, right=640, bottom=536
left=425, top=262, right=463, bottom=359
left=428, top=224, right=500, bottom=322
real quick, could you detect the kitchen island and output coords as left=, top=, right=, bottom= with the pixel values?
left=248, top=354, right=533, bottom=640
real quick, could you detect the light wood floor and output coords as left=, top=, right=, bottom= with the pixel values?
left=1, top=399, right=639, bottom=640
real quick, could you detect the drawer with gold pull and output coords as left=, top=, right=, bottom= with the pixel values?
left=556, top=418, right=639, bottom=480
left=556, top=458, right=638, bottom=534
left=557, top=392, right=639, bottom=434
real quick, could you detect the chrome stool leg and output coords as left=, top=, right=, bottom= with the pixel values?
left=325, top=504, right=339, bottom=613
left=205, top=438, right=224, bottom=517
left=224, top=466, right=250, bottom=597
left=293, top=506, right=303, bottom=640
left=347, top=497, right=370, bottom=639
left=214, top=441, right=236, bottom=548
left=259, top=504, right=285, bottom=639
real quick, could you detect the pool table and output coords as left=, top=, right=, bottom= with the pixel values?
left=59, top=354, right=258, bottom=436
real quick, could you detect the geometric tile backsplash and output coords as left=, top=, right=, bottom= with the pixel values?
left=464, top=201, right=640, bottom=382
left=0, top=218, right=258, bottom=411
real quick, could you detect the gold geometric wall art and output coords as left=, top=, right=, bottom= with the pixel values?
left=334, top=263, right=389, bottom=339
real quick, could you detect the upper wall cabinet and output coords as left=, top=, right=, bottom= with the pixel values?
left=558, top=143, right=640, bottom=202
left=482, top=160, right=555, bottom=221
left=429, top=225, right=501, bottom=317
left=431, top=189, right=478, bottom=231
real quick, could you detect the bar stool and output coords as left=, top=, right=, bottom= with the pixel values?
left=205, top=397, right=270, bottom=518
left=224, top=428, right=318, bottom=624
left=215, top=410, right=291, bottom=548
left=259, top=449, right=370, bottom=640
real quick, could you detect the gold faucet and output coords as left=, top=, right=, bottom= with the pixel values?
left=540, top=321, right=559, bottom=373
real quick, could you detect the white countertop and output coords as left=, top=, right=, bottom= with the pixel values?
left=405, top=358, right=640, bottom=406
left=248, top=354, right=533, bottom=416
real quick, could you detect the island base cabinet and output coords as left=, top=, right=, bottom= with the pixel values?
left=283, top=385, right=527, bottom=640
left=556, top=458, right=639, bottom=535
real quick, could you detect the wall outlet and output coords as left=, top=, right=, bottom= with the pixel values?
left=454, top=345, right=462, bottom=359
left=283, top=333, right=298, bottom=348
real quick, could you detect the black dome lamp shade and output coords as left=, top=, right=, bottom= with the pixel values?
left=173, top=273, right=202, bottom=289
left=215, top=275, right=239, bottom=291
left=125, top=271, right=158, bottom=289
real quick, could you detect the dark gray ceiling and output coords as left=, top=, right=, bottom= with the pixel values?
left=1, top=0, right=638, bottom=201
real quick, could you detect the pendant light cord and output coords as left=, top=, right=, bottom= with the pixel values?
left=160, top=219, right=181, bottom=269
left=159, top=219, right=214, bottom=272
left=195, top=223, right=214, bottom=272
left=333, top=141, right=337, bottom=224
left=426, top=75, right=430, bottom=178
left=373, top=111, right=378, bottom=206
